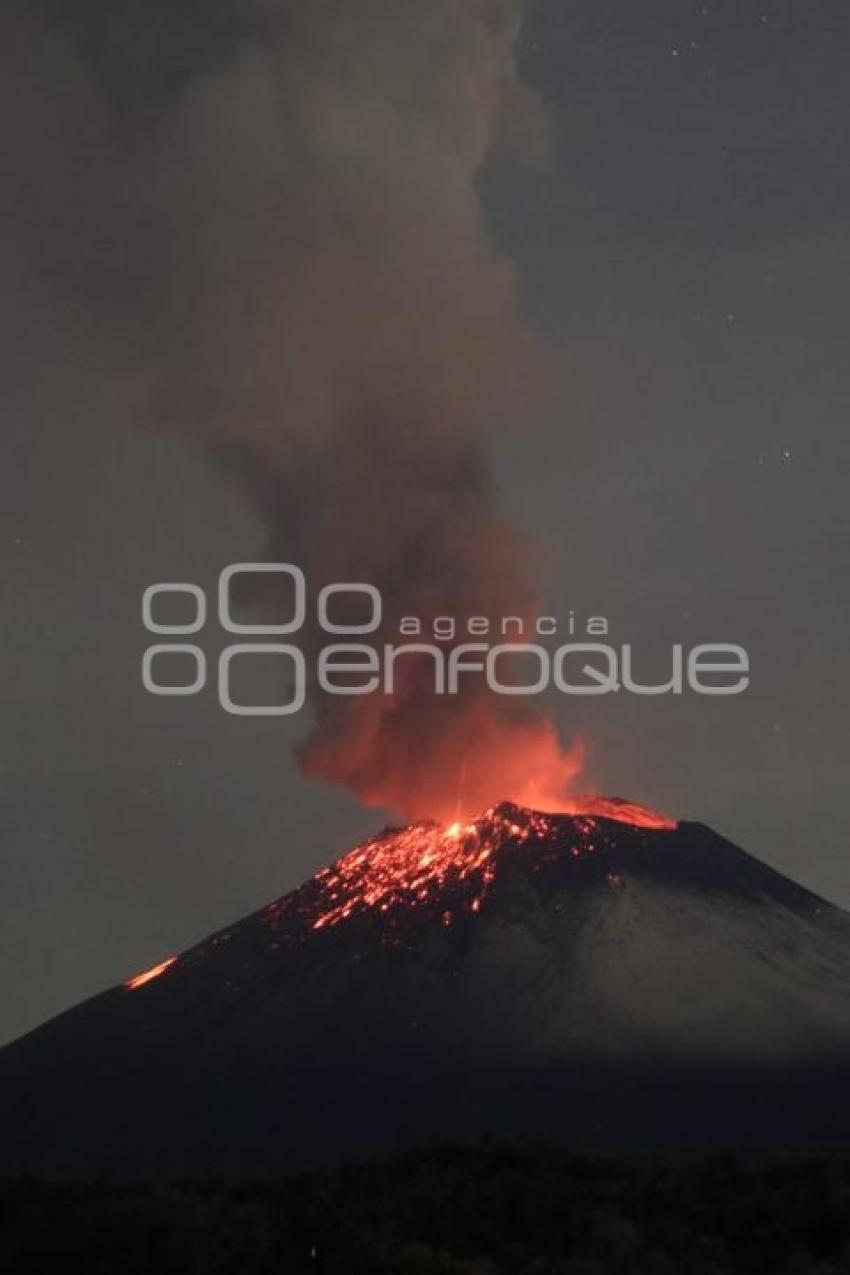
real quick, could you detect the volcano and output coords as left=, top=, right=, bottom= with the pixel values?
left=2, top=801, right=850, bottom=1176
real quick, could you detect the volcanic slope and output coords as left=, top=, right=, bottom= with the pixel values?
left=2, top=802, right=850, bottom=1174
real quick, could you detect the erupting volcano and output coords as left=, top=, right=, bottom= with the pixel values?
left=2, top=798, right=850, bottom=1176
left=303, top=798, right=676, bottom=934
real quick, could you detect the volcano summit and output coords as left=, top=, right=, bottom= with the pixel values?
left=2, top=801, right=850, bottom=1176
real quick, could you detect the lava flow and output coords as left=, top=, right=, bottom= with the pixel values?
left=555, top=797, right=677, bottom=831
left=305, top=798, right=676, bottom=934
left=124, top=956, right=178, bottom=991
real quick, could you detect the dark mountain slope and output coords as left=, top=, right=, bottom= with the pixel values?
left=1, top=802, right=849, bottom=1175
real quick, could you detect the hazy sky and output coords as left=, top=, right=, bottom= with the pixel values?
left=1, top=0, right=849, bottom=1045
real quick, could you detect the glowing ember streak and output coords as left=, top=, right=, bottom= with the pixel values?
left=307, top=798, right=676, bottom=933
left=311, top=819, right=492, bottom=931
left=124, top=956, right=177, bottom=991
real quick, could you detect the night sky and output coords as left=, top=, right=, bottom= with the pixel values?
left=1, top=0, right=848, bottom=1045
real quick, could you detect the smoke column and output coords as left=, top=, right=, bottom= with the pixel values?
left=1, top=0, right=581, bottom=820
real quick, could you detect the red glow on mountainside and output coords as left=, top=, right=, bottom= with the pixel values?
left=124, top=957, right=178, bottom=991
left=556, top=797, right=676, bottom=831
left=309, top=799, right=676, bottom=933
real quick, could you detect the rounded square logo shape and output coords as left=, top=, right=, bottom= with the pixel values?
left=143, top=645, right=207, bottom=695
left=143, top=584, right=207, bottom=635
left=218, top=564, right=306, bottom=635
left=218, top=644, right=306, bottom=716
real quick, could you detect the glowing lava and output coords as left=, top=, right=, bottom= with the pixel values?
left=307, top=799, right=676, bottom=934
left=554, top=797, right=676, bottom=831
left=124, top=956, right=178, bottom=991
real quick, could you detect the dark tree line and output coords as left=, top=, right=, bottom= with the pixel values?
left=3, top=1144, right=850, bottom=1272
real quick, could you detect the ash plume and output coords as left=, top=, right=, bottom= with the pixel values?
left=1, top=0, right=580, bottom=819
